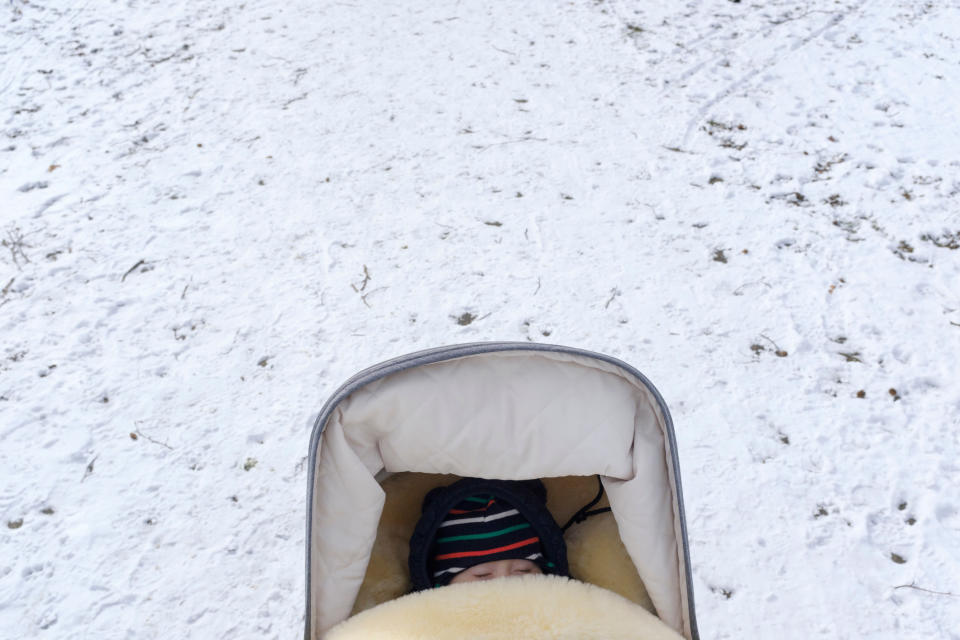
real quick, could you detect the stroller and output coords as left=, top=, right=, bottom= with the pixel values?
left=304, top=343, right=699, bottom=639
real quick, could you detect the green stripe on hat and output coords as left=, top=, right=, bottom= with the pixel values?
left=435, top=523, right=531, bottom=543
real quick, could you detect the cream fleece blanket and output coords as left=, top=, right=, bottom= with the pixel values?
left=325, top=574, right=685, bottom=640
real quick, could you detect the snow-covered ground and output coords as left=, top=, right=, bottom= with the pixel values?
left=2, top=0, right=959, bottom=638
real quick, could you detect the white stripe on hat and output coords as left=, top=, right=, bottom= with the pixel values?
left=439, top=508, right=520, bottom=528
left=433, top=554, right=542, bottom=577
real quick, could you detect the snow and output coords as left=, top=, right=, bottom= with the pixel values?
left=2, top=0, right=959, bottom=638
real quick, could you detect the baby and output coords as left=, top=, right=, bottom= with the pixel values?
left=408, top=477, right=568, bottom=590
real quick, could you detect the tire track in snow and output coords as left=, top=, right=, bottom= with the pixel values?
left=679, top=2, right=869, bottom=146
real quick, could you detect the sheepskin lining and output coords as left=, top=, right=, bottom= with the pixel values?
left=326, top=574, right=684, bottom=640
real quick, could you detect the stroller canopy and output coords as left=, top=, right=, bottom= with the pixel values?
left=305, top=343, right=698, bottom=639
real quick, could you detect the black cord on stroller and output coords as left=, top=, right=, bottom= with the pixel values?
left=561, top=475, right=612, bottom=532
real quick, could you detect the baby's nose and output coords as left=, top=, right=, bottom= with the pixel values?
left=492, top=565, right=512, bottom=579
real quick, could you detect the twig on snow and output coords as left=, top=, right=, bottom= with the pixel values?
left=0, top=277, right=13, bottom=309
left=351, top=265, right=371, bottom=293
left=282, top=93, right=308, bottom=109
left=294, top=455, right=308, bottom=474
left=145, top=53, right=176, bottom=65
left=3, top=226, right=31, bottom=269
left=760, top=334, right=789, bottom=357
left=894, top=583, right=957, bottom=597
left=133, top=428, right=174, bottom=450
left=121, top=259, right=146, bottom=282
left=662, top=145, right=694, bottom=154
left=360, top=286, right=387, bottom=309
left=605, top=287, right=621, bottom=309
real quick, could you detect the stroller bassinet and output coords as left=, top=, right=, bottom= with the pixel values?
left=304, top=342, right=699, bottom=639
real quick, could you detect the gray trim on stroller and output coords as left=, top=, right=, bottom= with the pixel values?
left=304, top=342, right=699, bottom=639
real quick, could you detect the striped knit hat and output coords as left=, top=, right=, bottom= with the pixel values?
left=409, top=478, right=568, bottom=590
left=429, top=494, right=549, bottom=584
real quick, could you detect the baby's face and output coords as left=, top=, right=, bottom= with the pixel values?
left=449, top=559, right=542, bottom=584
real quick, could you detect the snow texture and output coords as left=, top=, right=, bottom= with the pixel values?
left=2, top=0, right=959, bottom=638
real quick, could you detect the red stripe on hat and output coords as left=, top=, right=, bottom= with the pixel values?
left=448, top=499, right=496, bottom=515
left=434, top=537, right=540, bottom=560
